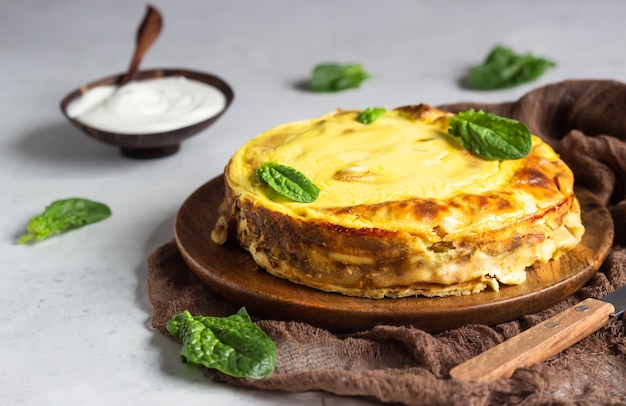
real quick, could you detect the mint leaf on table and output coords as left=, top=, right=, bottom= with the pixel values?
left=309, top=63, right=371, bottom=92
left=467, top=45, right=556, bottom=90
left=447, top=109, right=532, bottom=160
left=17, top=198, right=112, bottom=244
left=356, top=107, right=387, bottom=124
left=257, top=162, right=320, bottom=203
left=166, top=308, right=276, bottom=379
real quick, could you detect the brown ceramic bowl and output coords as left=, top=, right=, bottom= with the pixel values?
left=60, top=68, right=234, bottom=159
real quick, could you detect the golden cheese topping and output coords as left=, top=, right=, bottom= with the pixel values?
left=226, top=106, right=565, bottom=235
left=216, top=104, right=584, bottom=298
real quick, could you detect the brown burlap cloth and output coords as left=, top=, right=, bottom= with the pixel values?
left=148, top=80, right=626, bottom=405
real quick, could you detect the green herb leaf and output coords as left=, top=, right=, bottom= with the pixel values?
left=309, top=63, right=371, bottom=92
left=257, top=162, right=320, bottom=203
left=166, top=308, right=276, bottom=379
left=17, top=198, right=112, bottom=244
left=356, top=107, right=387, bottom=124
left=468, top=45, right=556, bottom=90
left=447, top=109, right=532, bottom=160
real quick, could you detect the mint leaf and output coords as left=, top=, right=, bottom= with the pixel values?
left=257, top=162, right=320, bottom=203
left=356, top=107, right=387, bottom=124
left=166, top=309, right=276, bottom=379
left=17, top=198, right=112, bottom=244
left=468, top=45, right=556, bottom=90
left=447, top=109, right=532, bottom=160
left=309, top=63, right=370, bottom=92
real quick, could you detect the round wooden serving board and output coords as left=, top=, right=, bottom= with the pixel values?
left=174, top=175, right=614, bottom=333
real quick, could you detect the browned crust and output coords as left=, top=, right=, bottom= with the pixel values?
left=211, top=105, right=583, bottom=298
left=224, top=182, right=578, bottom=293
left=312, top=139, right=574, bottom=235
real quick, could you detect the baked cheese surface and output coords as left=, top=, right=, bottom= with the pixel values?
left=227, top=107, right=565, bottom=234
left=215, top=105, right=584, bottom=298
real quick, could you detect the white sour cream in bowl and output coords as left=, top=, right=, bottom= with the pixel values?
left=67, top=76, right=227, bottom=134
left=60, top=69, right=234, bottom=159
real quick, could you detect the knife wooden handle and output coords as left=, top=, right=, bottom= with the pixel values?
left=449, top=297, right=615, bottom=382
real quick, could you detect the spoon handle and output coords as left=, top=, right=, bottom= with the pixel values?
left=119, top=5, right=163, bottom=86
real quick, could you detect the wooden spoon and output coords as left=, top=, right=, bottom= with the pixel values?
left=118, top=5, right=163, bottom=86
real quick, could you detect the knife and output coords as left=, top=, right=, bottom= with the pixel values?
left=449, top=285, right=626, bottom=382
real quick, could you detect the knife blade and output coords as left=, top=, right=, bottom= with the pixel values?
left=449, top=285, right=626, bottom=382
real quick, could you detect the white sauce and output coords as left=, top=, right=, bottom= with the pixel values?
left=67, top=76, right=227, bottom=134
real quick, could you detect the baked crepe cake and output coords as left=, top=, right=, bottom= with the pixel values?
left=211, top=104, right=584, bottom=298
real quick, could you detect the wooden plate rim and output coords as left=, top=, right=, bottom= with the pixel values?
left=174, top=175, right=614, bottom=332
